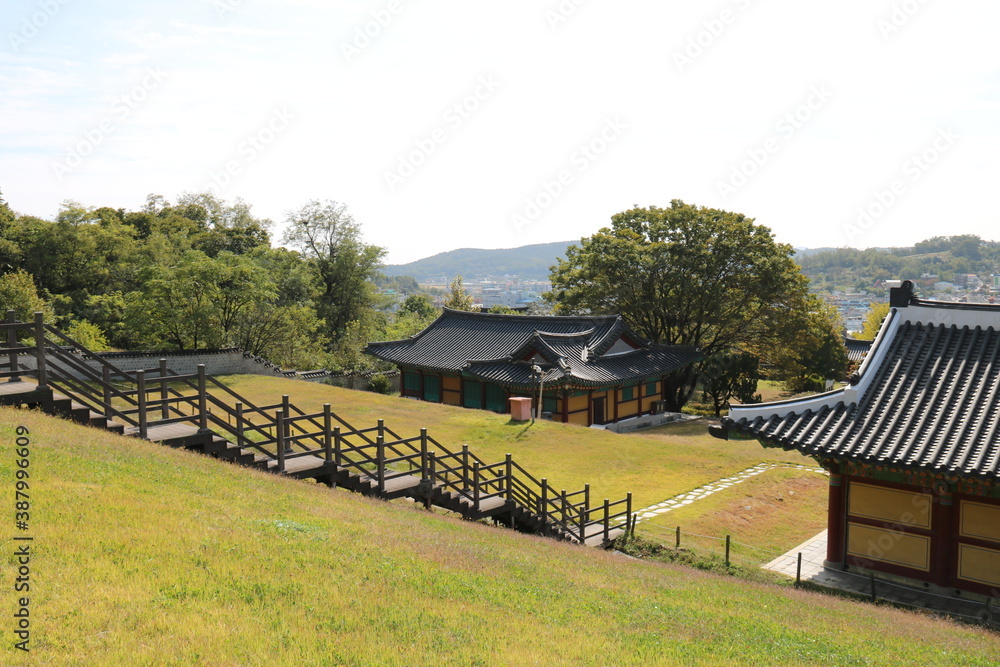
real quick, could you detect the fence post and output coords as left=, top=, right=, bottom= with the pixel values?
left=796, top=552, right=802, bottom=586
left=420, top=428, right=428, bottom=478
left=276, top=411, right=286, bottom=473
left=137, top=370, right=147, bottom=440
left=427, top=452, right=437, bottom=510
left=235, top=402, right=245, bottom=448
left=159, top=359, right=168, bottom=419
left=675, top=526, right=680, bottom=549
left=377, top=418, right=385, bottom=440
left=323, top=404, right=332, bottom=463
left=505, top=453, right=512, bottom=501
left=334, top=427, right=342, bottom=468
left=473, top=461, right=481, bottom=513
left=584, top=483, right=590, bottom=514
left=197, top=364, right=208, bottom=431
left=603, top=498, right=610, bottom=544
left=626, top=492, right=633, bottom=539
left=33, top=312, right=47, bottom=389
left=540, top=479, right=548, bottom=524
left=103, top=366, right=112, bottom=418
left=6, top=310, right=17, bottom=381
left=377, top=434, right=385, bottom=495
left=579, top=506, right=587, bottom=544
left=725, top=534, right=731, bottom=566
left=561, top=490, right=568, bottom=525
left=462, top=445, right=470, bottom=492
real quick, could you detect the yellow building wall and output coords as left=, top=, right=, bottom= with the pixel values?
left=848, top=482, right=932, bottom=529
left=442, top=375, right=461, bottom=392
left=567, top=394, right=589, bottom=412
left=617, top=399, right=640, bottom=417
left=847, top=523, right=930, bottom=571
left=958, top=544, right=1000, bottom=587
left=567, top=411, right=589, bottom=426
left=960, top=501, right=1000, bottom=542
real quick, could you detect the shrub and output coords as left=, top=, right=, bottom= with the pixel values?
left=367, top=374, right=392, bottom=395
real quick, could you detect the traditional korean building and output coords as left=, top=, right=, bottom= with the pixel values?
left=366, top=309, right=701, bottom=426
left=711, top=281, right=1000, bottom=597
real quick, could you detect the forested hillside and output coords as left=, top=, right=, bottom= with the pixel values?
left=797, top=235, right=1000, bottom=293
left=382, top=240, right=574, bottom=281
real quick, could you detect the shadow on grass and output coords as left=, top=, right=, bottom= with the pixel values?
left=507, top=419, right=535, bottom=439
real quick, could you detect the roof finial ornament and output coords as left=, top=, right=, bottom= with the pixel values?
left=889, top=280, right=915, bottom=308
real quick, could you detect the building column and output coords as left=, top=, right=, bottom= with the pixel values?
left=613, top=387, right=620, bottom=423
left=561, top=391, right=569, bottom=423
left=587, top=389, right=594, bottom=426
left=824, top=463, right=847, bottom=568
left=930, top=482, right=955, bottom=588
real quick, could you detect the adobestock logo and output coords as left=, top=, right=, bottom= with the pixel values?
left=844, top=127, right=958, bottom=243
left=383, top=75, right=501, bottom=193
left=7, top=0, right=72, bottom=52
left=52, top=67, right=168, bottom=181
left=204, top=107, right=295, bottom=194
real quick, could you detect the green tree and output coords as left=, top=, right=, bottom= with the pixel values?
left=768, top=299, right=850, bottom=388
left=0, top=270, right=53, bottom=323
left=549, top=200, right=811, bottom=409
left=858, top=302, right=891, bottom=341
left=399, top=294, right=436, bottom=320
left=125, top=250, right=226, bottom=350
left=281, top=200, right=385, bottom=342
left=444, top=275, right=474, bottom=311
left=700, top=349, right=761, bottom=417
left=0, top=189, right=17, bottom=272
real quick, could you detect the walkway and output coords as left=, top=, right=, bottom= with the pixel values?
left=765, top=531, right=998, bottom=626
left=634, top=462, right=827, bottom=522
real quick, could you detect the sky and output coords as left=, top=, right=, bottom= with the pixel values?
left=1, top=1, right=998, bottom=265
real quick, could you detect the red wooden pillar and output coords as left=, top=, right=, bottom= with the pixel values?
left=825, top=464, right=847, bottom=567
left=561, top=391, right=569, bottom=423
left=586, top=389, right=594, bottom=426
left=930, top=483, right=955, bottom=587
left=613, top=386, right=620, bottom=423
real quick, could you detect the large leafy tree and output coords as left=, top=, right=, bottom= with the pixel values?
left=767, top=298, right=850, bottom=388
left=858, top=301, right=890, bottom=341
left=281, top=200, right=385, bottom=342
left=549, top=200, right=812, bottom=409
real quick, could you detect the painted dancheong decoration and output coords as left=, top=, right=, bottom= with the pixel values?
left=712, top=281, right=1000, bottom=598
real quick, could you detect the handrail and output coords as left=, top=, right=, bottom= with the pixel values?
left=4, top=312, right=634, bottom=544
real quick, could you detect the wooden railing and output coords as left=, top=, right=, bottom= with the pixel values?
left=1, top=311, right=633, bottom=545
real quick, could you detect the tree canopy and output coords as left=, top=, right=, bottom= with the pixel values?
left=549, top=200, right=817, bottom=409
left=281, top=200, right=385, bottom=342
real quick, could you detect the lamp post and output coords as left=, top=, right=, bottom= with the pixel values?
left=531, top=364, right=545, bottom=422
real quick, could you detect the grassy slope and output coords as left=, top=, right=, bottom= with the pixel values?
left=2, top=409, right=998, bottom=666
left=642, top=468, right=830, bottom=565
left=209, top=376, right=815, bottom=509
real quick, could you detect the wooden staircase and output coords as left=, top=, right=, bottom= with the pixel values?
left=1, top=311, right=632, bottom=547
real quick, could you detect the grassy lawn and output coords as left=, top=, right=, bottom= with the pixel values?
left=640, top=467, right=830, bottom=566
left=2, top=408, right=997, bottom=666
left=205, top=375, right=817, bottom=510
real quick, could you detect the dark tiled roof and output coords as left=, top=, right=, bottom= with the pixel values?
left=844, top=336, right=872, bottom=363
left=718, top=283, right=1000, bottom=480
left=366, top=309, right=701, bottom=389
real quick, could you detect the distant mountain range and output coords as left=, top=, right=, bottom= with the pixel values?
left=382, top=241, right=575, bottom=281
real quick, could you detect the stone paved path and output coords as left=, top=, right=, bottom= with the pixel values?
left=634, top=462, right=828, bottom=522
left=765, top=531, right=998, bottom=625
